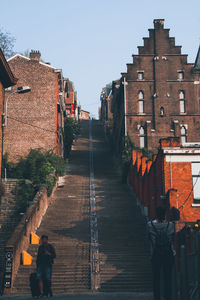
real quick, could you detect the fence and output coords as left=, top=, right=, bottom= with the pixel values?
left=177, top=225, right=200, bottom=300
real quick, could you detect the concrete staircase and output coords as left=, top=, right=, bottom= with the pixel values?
left=12, top=122, right=91, bottom=294
left=92, top=121, right=152, bottom=293
left=11, top=120, right=152, bottom=295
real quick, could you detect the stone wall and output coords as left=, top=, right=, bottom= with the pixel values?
left=4, top=183, right=57, bottom=293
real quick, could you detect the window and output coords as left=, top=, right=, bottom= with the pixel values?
left=138, top=72, right=144, bottom=80
left=160, top=107, right=164, bottom=116
left=192, top=162, right=200, bottom=204
left=138, top=91, right=144, bottom=99
left=139, top=100, right=144, bottom=113
left=178, top=71, right=184, bottom=80
left=179, top=90, right=185, bottom=99
left=139, top=126, right=145, bottom=148
left=180, top=100, right=185, bottom=113
left=180, top=126, right=187, bottom=144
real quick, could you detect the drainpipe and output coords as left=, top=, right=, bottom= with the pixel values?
left=152, top=29, right=157, bottom=130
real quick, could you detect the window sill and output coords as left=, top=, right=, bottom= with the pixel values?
left=192, top=203, right=200, bottom=207
left=137, top=113, right=146, bottom=115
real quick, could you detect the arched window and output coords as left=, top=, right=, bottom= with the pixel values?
left=139, top=126, right=145, bottom=148
left=179, top=90, right=186, bottom=113
left=180, top=126, right=187, bottom=144
left=179, top=90, right=185, bottom=99
left=160, top=107, right=164, bottom=116
left=138, top=91, right=144, bottom=99
left=138, top=91, right=144, bottom=114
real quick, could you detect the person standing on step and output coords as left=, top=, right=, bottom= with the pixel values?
left=36, top=235, right=56, bottom=297
left=148, top=206, right=175, bottom=300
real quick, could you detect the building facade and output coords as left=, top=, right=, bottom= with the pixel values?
left=110, top=19, right=200, bottom=153
left=4, top=51, right=65, bottom=162
left=0, top=49, right=17, bottom=175
left=80, top=110, right=90, bottom=120
left=64, top=78, right=78, bottom=120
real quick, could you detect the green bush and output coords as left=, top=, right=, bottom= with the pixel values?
left=12, top=180, right=36, bottom=213
left=64, top=117, right=80, bottom=159
left=2, top=149, right=66, bottom=212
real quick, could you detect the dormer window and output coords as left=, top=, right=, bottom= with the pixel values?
left=178, top=71, right=184, bottom=80
left=138, top=72, right=144, bottom=80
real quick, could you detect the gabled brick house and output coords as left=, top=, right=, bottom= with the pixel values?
left=0, top=49, right=17, bottom=175
left=110, top=19, right=200, bottom=154
left=4, top=51, right=65, bottom=162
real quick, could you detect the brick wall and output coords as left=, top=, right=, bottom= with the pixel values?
left=129, top=138, right=200, bottom=223
left=4, top=55, right=61, bottom=162
left=0, top=82, right=4, bottom=175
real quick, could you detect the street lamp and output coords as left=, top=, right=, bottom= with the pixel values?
left=4, top=86, right=31, bottom=126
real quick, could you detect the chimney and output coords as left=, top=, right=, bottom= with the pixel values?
left=159, top=137, right=180, bottom=149
left=29, top=50, right=41, bottom=61
left=154, top=19, right=165, bottom=29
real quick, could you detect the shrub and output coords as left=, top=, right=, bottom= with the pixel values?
left=64, top=117, right=80, bottom=159
left=2, top=149, right=66, bottom=211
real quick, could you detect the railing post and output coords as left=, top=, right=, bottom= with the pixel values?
left=180, top=244, right=189, bottom=300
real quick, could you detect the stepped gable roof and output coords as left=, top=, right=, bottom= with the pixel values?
left=194, top=45, right=200, bottom=72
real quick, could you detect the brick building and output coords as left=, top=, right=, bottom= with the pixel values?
left=64, top=78, right=78, bottom=120
left=4, top=51, right=65, bottom=162
left=100, top=84, right=112, bottom=123
left=0, top=49, right=17, bottom=174
left=80, top=109, right=90, bottom=120
left=129, top=137, right=200, bottom=223
left=109, top=19, right=200, bottom=154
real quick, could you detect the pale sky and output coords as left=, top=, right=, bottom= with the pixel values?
left=1, top=0, right=200, bottom=117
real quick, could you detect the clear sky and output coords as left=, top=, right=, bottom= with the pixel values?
left=1, top=0, right=200, bottom=117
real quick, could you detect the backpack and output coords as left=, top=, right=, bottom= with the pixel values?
left=151, top=221, right=172, bottom=256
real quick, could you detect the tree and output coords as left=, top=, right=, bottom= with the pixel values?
left=0, top=28, right=15, bottom=58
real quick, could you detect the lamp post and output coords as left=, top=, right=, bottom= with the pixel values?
left=4, top=86, right=31, bottom=126
left=122, top=77, right=128, bottom=137
left=2, top=86, right=31, bottom=181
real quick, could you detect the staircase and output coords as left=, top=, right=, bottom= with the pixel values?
left=12, top=122, right=91, bottom=294
left=92, top=121, right=152, bottom=293
left=11, top=120, right=152, bottom=295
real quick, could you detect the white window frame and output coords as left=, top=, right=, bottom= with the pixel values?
left=138, top=91, right=144, bottom=99
left=180, top=100, right=185, bottom=114
left=180, top=126, right=187, bottom=144
left=138, top=100, right=144, bottom=113
left=139, top=127, right=145, bottom=148
left=178, top=71, right=184, bottom=80
left=192, top=162, right=200, bottom=204
left=138, top=72, right=144, bottom=80
left=179, top=90, right=185, bottom=99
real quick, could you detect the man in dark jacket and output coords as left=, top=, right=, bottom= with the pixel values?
left=148, top=206, right=175, bottom=300
left=36, top=235, right=56, bottom=297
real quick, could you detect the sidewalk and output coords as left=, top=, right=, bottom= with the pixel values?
left=2, top=292, right=154, bottom=300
